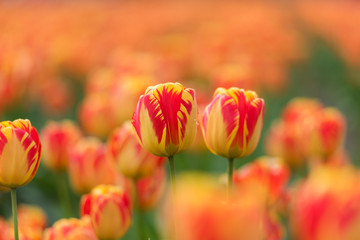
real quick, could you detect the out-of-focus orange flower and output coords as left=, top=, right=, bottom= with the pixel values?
left=161, top=173, right=283, bottom=240
left=43, top=217, right=97, bottom=240
left=81, top=184, right=132, bottom=240
left=107, top=121, right=165, bottom=179
left=0, top=119, right=41, bottom=188
left=41, top=120, right=82, bottom=172
left=232, top=156, right=290, bottom=207
left=0, top=217, right=10, bottom=240
left=290, top=165, right=360, bottom=240
left=266, top=98, right=347, bottom=169
left=201, top=88, right=264, bottom=159
left=68, top=137, right=117, bottom=194
left=15, top=204, right=47, bottom=231
left=136, top=165, right=166, bottom=211
left=132, top=82, right=197, bottom=157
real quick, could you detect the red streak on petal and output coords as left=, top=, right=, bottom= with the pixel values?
left=246, top=98, right=264, bottom=143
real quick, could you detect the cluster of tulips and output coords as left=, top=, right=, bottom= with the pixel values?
left=0, top=79, right=358, bottom=240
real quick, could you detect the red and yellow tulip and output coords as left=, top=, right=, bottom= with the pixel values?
left=0, top=119, right=42, bottom=188
left=107, top=121, right=165, bottom=179
left=136, top=165, right=167, bottom=210
left=44, top=217, right=97, bottom=240
left=81, top=184, right=132, bottom=240
left=201, top=88, right=265, bottom=159
left=41, top=120, right=82, bottom=172
left=132, top=82, right=197, bottom=157
left=68, top=137, right=117, bottom=194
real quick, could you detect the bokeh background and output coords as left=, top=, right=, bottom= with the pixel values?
left=0, top=0, right=360, bottom=239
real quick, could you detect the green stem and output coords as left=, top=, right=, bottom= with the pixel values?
left=168, top=156, right=177, bottom=240
left=227, top=158, right=234, bottom=199
left=11, top=188, right=19, bottom=240
left=134, top=180, right=147, bottom=240
left=57, top=172, right=72, bottom=217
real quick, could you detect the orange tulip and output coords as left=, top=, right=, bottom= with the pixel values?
left=81, top=184, right=132, bottom=239
left=201, top=88, right=265, bottom=159
left=0, top=119, right=41, bottom=188
left=41, top=120, right=82, bottom=172
left=132, top=82, right=197, bottom=157
left=68, top=137, right=117, bottom=194
left=107, top=121, right=165, bottom=179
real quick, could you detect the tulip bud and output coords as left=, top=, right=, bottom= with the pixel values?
left=41, top=120, right=82, bottom=172
left=81, top=184, right=132, bottom=239
left=68, top=137, right=117, bottom=194
left=107, top=121, right=165, bottom=179
left=136, top=165, right=166, bottom=210
left=43, top=217, right=97, bottom=240
left=132, top=82, right=197, bottom=157
left=201, top=88, right=264, bottom=159
left=0, top=119, right=41, bottom=188
left=16, top=204, right=47, bottom=230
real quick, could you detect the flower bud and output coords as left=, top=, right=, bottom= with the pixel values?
left=201, top=88, right=264, bottom=159
left=0, top=119, right=41, bottom=188
left=41, top=120, right=82, bottom=172
left=107, top=121, right=165, bottom=179
left=68, top=137, right=117, bottom=194
left=81, top=184, right=132, bottom=239
left=132, top=82, right=197, bottom=157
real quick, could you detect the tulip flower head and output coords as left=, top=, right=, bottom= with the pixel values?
left=0, top=119, right=42, bottom=188
left=107, top=121, right=165, bottom=179
left=201, top=88, right=265, bottom=159
left=41, top=120, right=82, bottom=172
left=132, top=82, right=197, bottom=157
left=81, top=184, right=132, bottom=240
left=44, top=217, right=97, bottom=240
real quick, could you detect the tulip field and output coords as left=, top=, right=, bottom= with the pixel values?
left=1, top=1, right=360, bottom=240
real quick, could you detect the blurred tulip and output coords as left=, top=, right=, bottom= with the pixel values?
left=132, top=82, right=197, bottom=157
left=81, top=184, right=132, bottom=239
left=309, top=108, right=346, bottom=158
left=107, top=121, right=165, bottom=179
left=43, top=217, right=97, bottom=240
left=136, top=165, right=167, bottom=210
left=0, top=217, right=10, bottom=240
left=15, top=204, right=47, bottom=230
left=161, top=173, right=281, bottom=240
left=0, top=119, right=41, bottom=188
left=265, top=98, right=346, bottom=168
left=201, top=87, right=265, bottom=159
left=68, top=137, right=117, bottom=194
left=290, top=165, right=360, bottom=240
left=41, top=120, right=82, bottom=172
left=232, top=157, right=290, bottom=207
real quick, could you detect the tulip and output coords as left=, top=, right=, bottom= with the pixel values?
left=107, top=121, right=165, bottom=179
left=161, top=173, right=280, bottom=240
left=201, top=88, right=264, bottom=195
left=232, top=157, right=289, bottom=207
left=132, top=82, right=197, bottom=157
left=68, top=137, right=117, bottom=194
left=132, top=82, right=197, bottom=238
left=290, top=166, right=360, bottom=240
left=41, top=120, right=82, bottom=172
left=0, top=119, right=42, bottom=240
left=308, top=107, right=346, bottom=159
left=43, top=217, right=97, bottom=240
left=81, top=184, right=132, bottom=240
left=136, top=165, right=167, bottom=210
